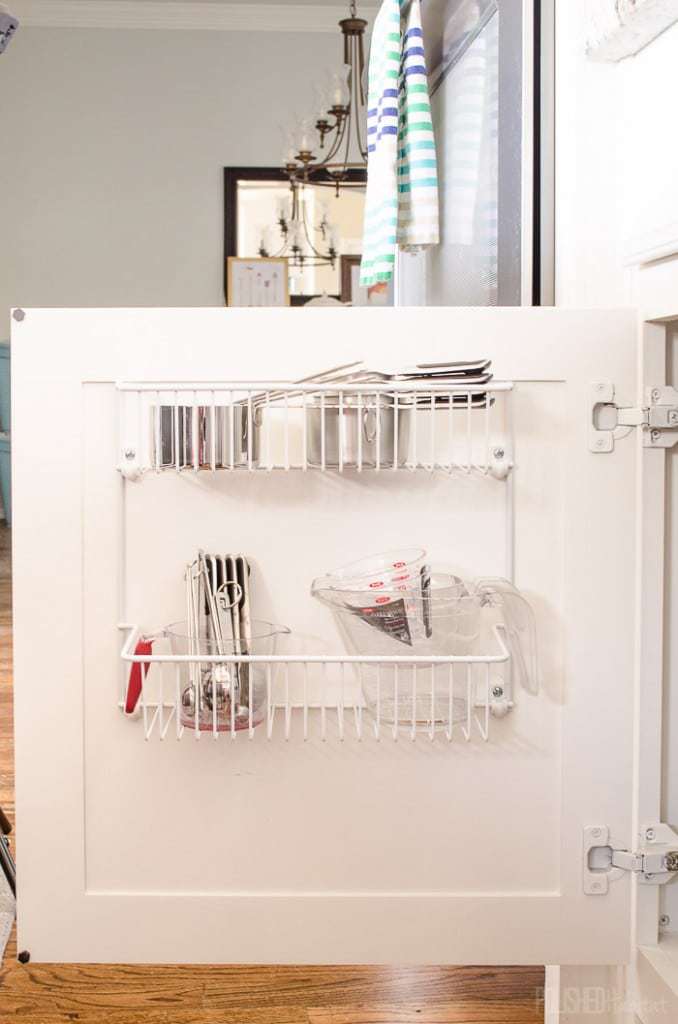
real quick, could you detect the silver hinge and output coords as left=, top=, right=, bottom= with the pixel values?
left=590, top=381, right=678, bottom=452
left=584, top=824, right=678, bottom=894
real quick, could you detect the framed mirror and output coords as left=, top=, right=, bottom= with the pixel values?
left=224, top=167, right=367, bottom=306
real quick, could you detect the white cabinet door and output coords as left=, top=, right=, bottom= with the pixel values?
left=11, top=307, right=647, bottom=964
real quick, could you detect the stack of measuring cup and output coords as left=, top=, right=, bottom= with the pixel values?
left=311, top=548, right=482, bottom=655
left=311, top=549, right=538, bottom=732
left=311, top=549, right=484, bottom=731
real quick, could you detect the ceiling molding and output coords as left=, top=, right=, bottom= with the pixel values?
left=11, top=0, right=378, bottom=33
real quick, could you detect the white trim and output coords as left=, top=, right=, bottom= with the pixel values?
left=587, top=0, right=678, bottom=62
left=625, top=223, right=678, bottom=269
left=10, top=0, right=377, bottom=33
left=544, top=966, right=561, bottom=1023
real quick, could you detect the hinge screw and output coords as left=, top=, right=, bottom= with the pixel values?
left=651, top=430, right=661, bottom=443
left=491, top=685, right=504, bottom=699
left=591, top=828, right=602, bottom=839
left=660, top=914, right=671, bottom=928
left=492, top=448, right=505, bottom=460
left=595, top=382, right=605, bottom=392
left=124, top=448, right=136, bottom=461
left=646, top=828, right=656, bottom=842
left=666, top=851, right=678, bottom=872
left=669, top=411, right=678, bottom=425
left=651, top=388, right=661, bottom=403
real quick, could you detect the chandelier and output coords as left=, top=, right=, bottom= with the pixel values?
left=260, top=1, right=368, bottom=273
left=258, top=185, right=339, bottom=269
left=282, top=0, right=368, bottom=192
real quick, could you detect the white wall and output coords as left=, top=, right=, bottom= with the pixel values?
left=555, top=0, right=678, bottom=306
left=0, top=26, right=337, bottom=335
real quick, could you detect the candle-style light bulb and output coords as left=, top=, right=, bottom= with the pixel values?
left=296, top=117, right=314, bottom=154
left=314, top=83, right=329, bottom=120
left=279, top=124, right=297, bottom=165
left=333, top=65, right=351, bottom=107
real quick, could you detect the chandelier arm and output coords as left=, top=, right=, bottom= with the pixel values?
left=321, top=116, right=341, bottom=143
left=302, top=201, right=334, bottom=260
left=291, top=180, right=301, bottom=220
left=352, top=36, right=368, bottom=161
left=316, top=110, right=351, bottom=182
left=309, top=110, right=345, bottom=171
left=301, top=211, right=319, bottom=253
left=302, top=224, right=327, bottom=260
left=304, top=163, right=366, bottom=184
left=339, top=100, right=353, bottom=182
left=328, top=114, right=350, bottom=163
left=315, top=114, right=349, bottom=169
left=357, top=29, right=365, bottom=107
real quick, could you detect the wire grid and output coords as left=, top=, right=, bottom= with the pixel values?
left=117, top=381, right=513, bottom=477
left=120, top=625, right=511, bottom=744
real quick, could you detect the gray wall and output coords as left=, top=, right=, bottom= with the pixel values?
left=0, top=27, right=337, bottom=334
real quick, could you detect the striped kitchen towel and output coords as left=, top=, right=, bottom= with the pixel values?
left=397, top=0, right=439, bottom=251
left=360, top=0, right=439, bottom=286
left=359, top=0, right=402, bottom=287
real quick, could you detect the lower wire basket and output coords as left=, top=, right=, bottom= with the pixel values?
left=120, top=624, right=514, bottom=743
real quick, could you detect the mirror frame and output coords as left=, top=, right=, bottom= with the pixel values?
left=224, top=166, right=367, bottom=307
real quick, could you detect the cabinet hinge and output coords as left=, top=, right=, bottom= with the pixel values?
left=590, top=381, right=678, bottom=452
left=584, top=824, right=678, bottom=894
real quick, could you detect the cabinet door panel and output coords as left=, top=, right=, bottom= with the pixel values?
left=12, top=307, right=640, bottom=963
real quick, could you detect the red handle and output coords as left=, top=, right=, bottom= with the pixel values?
left=124, top=639, right=153, bottom=715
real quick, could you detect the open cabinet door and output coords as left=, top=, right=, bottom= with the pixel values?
left=12, top=307, right=644, bottom=964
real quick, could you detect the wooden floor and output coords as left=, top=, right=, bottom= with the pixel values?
left=0, top=525, right=543, bottom=1023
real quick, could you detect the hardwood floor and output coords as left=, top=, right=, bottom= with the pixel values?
left=0, top=525, right=543, bottom=1023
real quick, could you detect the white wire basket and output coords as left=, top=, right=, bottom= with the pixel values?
left=120, top=624, right=514, bottom=744
left=117, top=380, right=514, bottom=479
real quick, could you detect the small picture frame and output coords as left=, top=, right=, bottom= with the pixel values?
left=227, top=257, right=290, bottom=308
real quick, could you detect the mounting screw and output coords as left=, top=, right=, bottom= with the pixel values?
left=651, top=388, right=661, bottom=403
left=591, top=828, right=602, bottom=839
left=492, top=447, right=505, bottom=460
left=651, top=430, right=661, bottom=443
left=646, top=828, right=656, bottom=842
left=645, top=873, right=654, bottom=880
left=491, top=685, right=504, bottom=699
left=669, top=411, right=678, bottom=425
left=595, top=382, right=605, bottom=392
left=12, top=309, right=25, bottom=322
left=660, top=914, right=671, bottom=928
left=123, top=448, right=136, bottom=461
left=595, top=438, right=606, bottom=449
left=591, top=881, right=602, bottom=892
left=17, top=950, right=30, bottom=964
